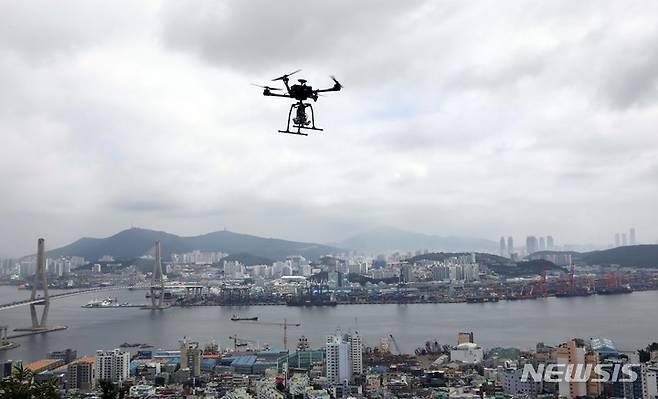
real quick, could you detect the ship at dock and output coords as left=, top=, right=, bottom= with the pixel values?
left=597, top=284, right=633, bottom=295
left=82, top=297, right=131, bottom=308
left=286, top=296, right=338, bottom=306
left=286, top=276, right=337, bottom=306
left=554, top=289, right=593, bottom=298
left=595, top=272, right=633, bottom=295
left=466, top=296, right=500, bottom=303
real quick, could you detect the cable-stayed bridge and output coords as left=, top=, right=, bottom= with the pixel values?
left=0, top=239, right=199, bottom=343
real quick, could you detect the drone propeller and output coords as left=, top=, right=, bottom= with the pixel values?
left=272, top=69, right=301, bottom=81
left=251, top=83, right=282, bottom=91
left=330, top=75, right=343, bottom=89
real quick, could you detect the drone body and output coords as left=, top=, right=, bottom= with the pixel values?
left=253, top=70, right=342, bottom=136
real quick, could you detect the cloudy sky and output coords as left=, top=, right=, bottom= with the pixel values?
left=1, top=1, right=658, bottom=256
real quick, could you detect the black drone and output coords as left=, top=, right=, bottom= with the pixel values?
left=253, top=69, right=342, bottom=136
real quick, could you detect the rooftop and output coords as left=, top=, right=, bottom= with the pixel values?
left=455, top=342, right=479, bottom=350
left=590, top=337, right=617, bottom=353
left=25, top=359, right=63, bottom=372
left=69, top=355, right=96, bottom=365
left=231, top=355, right=257, bottom=367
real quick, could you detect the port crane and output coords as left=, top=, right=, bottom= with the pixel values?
left=237, top=319, right=301, bottom=350
left=389, top=334, right=402, bottom=355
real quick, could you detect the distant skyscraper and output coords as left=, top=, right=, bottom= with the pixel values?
left=629, top=228, right=636, bottom=245
left=526, top=236, right=538, bottom=254
left=499, top=237, right=507, bottom=256
left=539, top=237, right=546, bottom=251
left=622, top=233, right=628, bottom=246
left=615, top=233, right=620, bottom=247
left=507, top=237, right=514, bottom=256
left=547, top=235, right=554, bottom=250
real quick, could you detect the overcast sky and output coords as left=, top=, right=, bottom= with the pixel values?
left=1, top=1, right=658, bottom=257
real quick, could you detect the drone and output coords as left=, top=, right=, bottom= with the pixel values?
left=253, top=69, right=342, bottom=136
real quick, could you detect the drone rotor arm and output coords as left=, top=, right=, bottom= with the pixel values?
left=265, top=92, right=293, bottom=98
left=314, top=87, right=340, bottom=93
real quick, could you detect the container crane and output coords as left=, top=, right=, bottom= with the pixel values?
left=389, top=334, right=402, bottom=355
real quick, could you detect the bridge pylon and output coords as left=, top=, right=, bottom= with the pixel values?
left=26, top=238, right=50, bottom=330
left=146, top=241, right=168, bottom=310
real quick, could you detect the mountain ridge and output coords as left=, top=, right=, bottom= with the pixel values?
left=45, top=227, right=339, bottom=262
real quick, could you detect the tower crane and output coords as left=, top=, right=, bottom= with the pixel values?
left=228, top=334, right=257, bottom=351
left=237, top=319, right=301, bottom=350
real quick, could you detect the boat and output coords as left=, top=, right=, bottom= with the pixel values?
left=120, top=342, right=141, bottom=348
left=231, top=315, right=258, bottom=321
left=597, top=285, right=633, bottom=295
left=286, top=297, right=338, bottom=307
left=554, top=289, right=593, bottom=298
left=82, top=297, right=129, bottom=308
left=82, top=298, right=106, bottom=308
left=466, top=296, right=499, bottom=303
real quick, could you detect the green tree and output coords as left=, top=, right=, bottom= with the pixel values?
left=97, top=379, right=118, bottom=399
left=0, top=364, right=61, bottom=399
left=32, top=377, right=61, bottom=399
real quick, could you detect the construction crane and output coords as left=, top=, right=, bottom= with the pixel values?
left=389, top=334, right=402, bottom=355
left=237, top=319, right=301, bottom=350
left=538, top=268, right=547, bottom=297
left=228, top=334, right=257, bottom=351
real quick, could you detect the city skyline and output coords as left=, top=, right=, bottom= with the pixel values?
left=1, top=224, right=650, bottom=260
left=2, top=1, right=658, bottom=257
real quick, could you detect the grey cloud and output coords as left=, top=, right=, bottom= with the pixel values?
left=556, top=23, right=658, bottom=109
left=159, top=0, right=425, bottom=72
left=445, top=52, right=547, bottom=92
left=111, top=198, right=183, bottom=213
left=0, top=1, right=151, bottom=60
left=3, top=0, right=658, bottom=256
left=602, top=48, right=658, bottom=109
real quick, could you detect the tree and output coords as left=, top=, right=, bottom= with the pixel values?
left=0, top=364, right=32, bottom=399
left=32, top=378, right=61, bottom=399
left=97, top=379, right=118, bottom=399
left=638, top=342, right=658, bottom=362
left=0, top=364, right=61, bottom=399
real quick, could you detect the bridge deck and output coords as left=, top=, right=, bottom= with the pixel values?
left=0, top=284, right=208, bottom=310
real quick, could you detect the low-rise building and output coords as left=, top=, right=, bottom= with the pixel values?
left=256, top=378, right=284, bottom=399
left=129, top=384, right=156, bottom=397
left=67, top=356, right=96, bottom=391
left=450, top=343, right=484, bottom=364
left=223, top=387, right=254, bottom=399
left=501, top=367, right=542, bottom=398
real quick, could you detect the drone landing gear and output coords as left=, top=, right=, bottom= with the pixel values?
left=278, top=102, right=323, bottom=136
